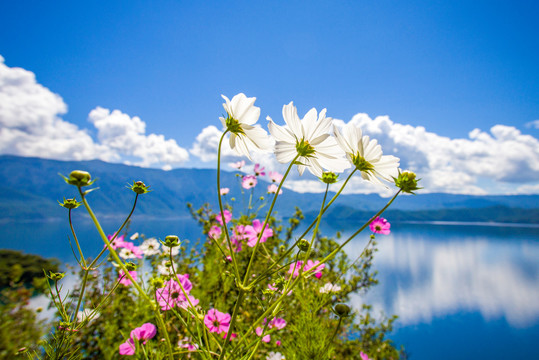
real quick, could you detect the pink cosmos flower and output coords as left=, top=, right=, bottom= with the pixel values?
left=229, top=160, right=245, bottom=170
left=208, top=225, right=222, bottom=240
left=155, top=274, right=195, bottom=311
left=254, top=163, right=266, bottom=176
left=119, top=338, right=135, bottom=355
left=369, top=216, right=391, bottom=235
left=204, top=308, right=231, bottom=333
left=360, top=351, right=372, bottom=360
left=267, top=184, right=283, bottom=195
left=305, top=259, right=325, bottom=279
left=288, top=260, right=325, bottom=278
left=270, top=317, right=287, bottom=330
left=118, top=270, right=137, bottom=286
left=216, top=209, right=232, bottom=225
left=242, top=175, right=257, bottom=189
left=255, top=327, right=271, bottom=343
left=268, top=171, right=284, bottom=183
left=220, top=187, right=230, bottom=195
left=288, top=260, right=303, bottom=278
left=178, top=337, right=198, bottom=352
left=107, top=233, right=126, bottom=249
left=275, top=340, right=282, bottom=346
left=131, top=323, right=157, bottom=343
left=244, top=219, right=273, bottom=247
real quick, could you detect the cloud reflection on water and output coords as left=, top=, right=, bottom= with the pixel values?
left=343, top=230, right=539, bottom=328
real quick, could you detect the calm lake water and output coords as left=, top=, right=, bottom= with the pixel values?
left=2, top=217, right=538, bottom=360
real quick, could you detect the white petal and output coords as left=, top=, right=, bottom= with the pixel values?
left=275, top=142, right=298, bottom=163
left=268, top=119, right=295, bottom=143
left=282, top=102, right=302, bottom=139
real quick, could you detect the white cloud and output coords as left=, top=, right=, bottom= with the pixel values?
left=88, top=107, right=189, bottom=168
left=525, top=119, right=539, bottom=129
left=0, top=55, right=188, bottom=168
left=333, top=113, right=539, bottom=194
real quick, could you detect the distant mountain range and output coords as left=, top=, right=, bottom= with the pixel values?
left=1, top=155, right=538, bottom=224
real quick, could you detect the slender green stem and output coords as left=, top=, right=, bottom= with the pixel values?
left=316, top=189, right=401, bottom=268
left=322, top=317, right=342, bottom=356
left=68, top=209, right=86, bottom=268
left=218, top=290, right=245, bottom=359
left=72, top=270, right=89, bottom=324
left=242, top=155, right=299, bottom=286
left=216, top=130, right=241, bottom=279
left=77, top=187, right=175, bottom=360
left=298, top=183, right=329, bottom=277
left=250, top=169, right=357, bottom=286
left=86, top=194, right=140, bottom=270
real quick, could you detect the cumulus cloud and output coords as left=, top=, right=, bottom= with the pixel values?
left=0, top=55, right=188, bottom=169
left=333, top=114, right=539, bottom=194
left=88, top=107, right=188, bottom=168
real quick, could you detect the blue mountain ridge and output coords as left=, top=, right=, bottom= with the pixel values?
left=0, top=155, right=537, bottom=223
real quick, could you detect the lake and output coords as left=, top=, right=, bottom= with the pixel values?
left=2, top=217, right=538, bottom=359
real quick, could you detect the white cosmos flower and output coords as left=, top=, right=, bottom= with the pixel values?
left=267, top=102, right=350, bottom=177
left=77, top=308, right=100, bottom=323
left=139, top=238, right=161, bottom=256
left=220, top=93, right=272, bottom=160
left=333, top=123, right=400, bottom=186
left=157, top=259, right=176, bottom=275
left=319, top=282, right=342, bottom=294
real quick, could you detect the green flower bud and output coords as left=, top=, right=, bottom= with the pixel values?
left=151, top=277, right=164, bottom=289
left=61, top=170, right=95, bottom=187
left=393, top=170, right=421, bottom=194
left=334, top=303, right=351, bottom=317
left=129, top=180, right=151, bottom=194
left=58, top=197, right=81, bottom=209
left=320, top=171, right=339, bottom=184
left=48, top=271, right=65, bottom=281
left=162, top=235, right=180, bottom=248
left=297, top=239, right=310, bottom=252
left=125, top=262, right=137, bottom=271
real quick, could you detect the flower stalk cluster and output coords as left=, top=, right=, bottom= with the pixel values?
left=42, top=92, right=417, bottom=360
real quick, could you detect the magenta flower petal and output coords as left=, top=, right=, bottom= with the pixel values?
left=119, top=338, right=135, bottom=355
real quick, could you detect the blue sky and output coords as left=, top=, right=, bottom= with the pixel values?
left=1, top=1, right=538, bottom=195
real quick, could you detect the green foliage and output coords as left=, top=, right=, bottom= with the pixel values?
left=0, top=250, right=59, bottom=291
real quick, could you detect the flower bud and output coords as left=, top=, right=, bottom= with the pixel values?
left=320, top=171, right=339, bottom=184
left=129, top=180, right=151, bottom=194
left=162, top=235, right=180, bottom=248
left=48, top=271, right=65, bottom=281
left=62, top=170, right=95, bottom=187
left=297, top=239, right=310, bottom=252
left=125, top=262, right=137, bottom=271
left=393, top=170, right=421, bottom=194
left=334, top=303, right=351, bottom=317
left=151, top=277, right=164, bottom=289
left=58, top=197, right=81, bottom=209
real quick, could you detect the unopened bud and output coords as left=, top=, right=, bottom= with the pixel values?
left=129, top=180, right=151, bottom=194
left=297, top=239, right=310, bottom=252
left=321, top=171, right=339, bottom=184
left=334, top=303, right=351, bottom=317
left=151, top=277, right=164, bottom=289
left=58, top=197, right=81, bottom=209
left=162, top=235, right=180, bottom=248
left=393, top=170, right=421, bottom=194
left=62, top=170, right=94, bottom=187
left=48, top=271, right=65, bottom=281
left=125, top=262, right=137, bottom=271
